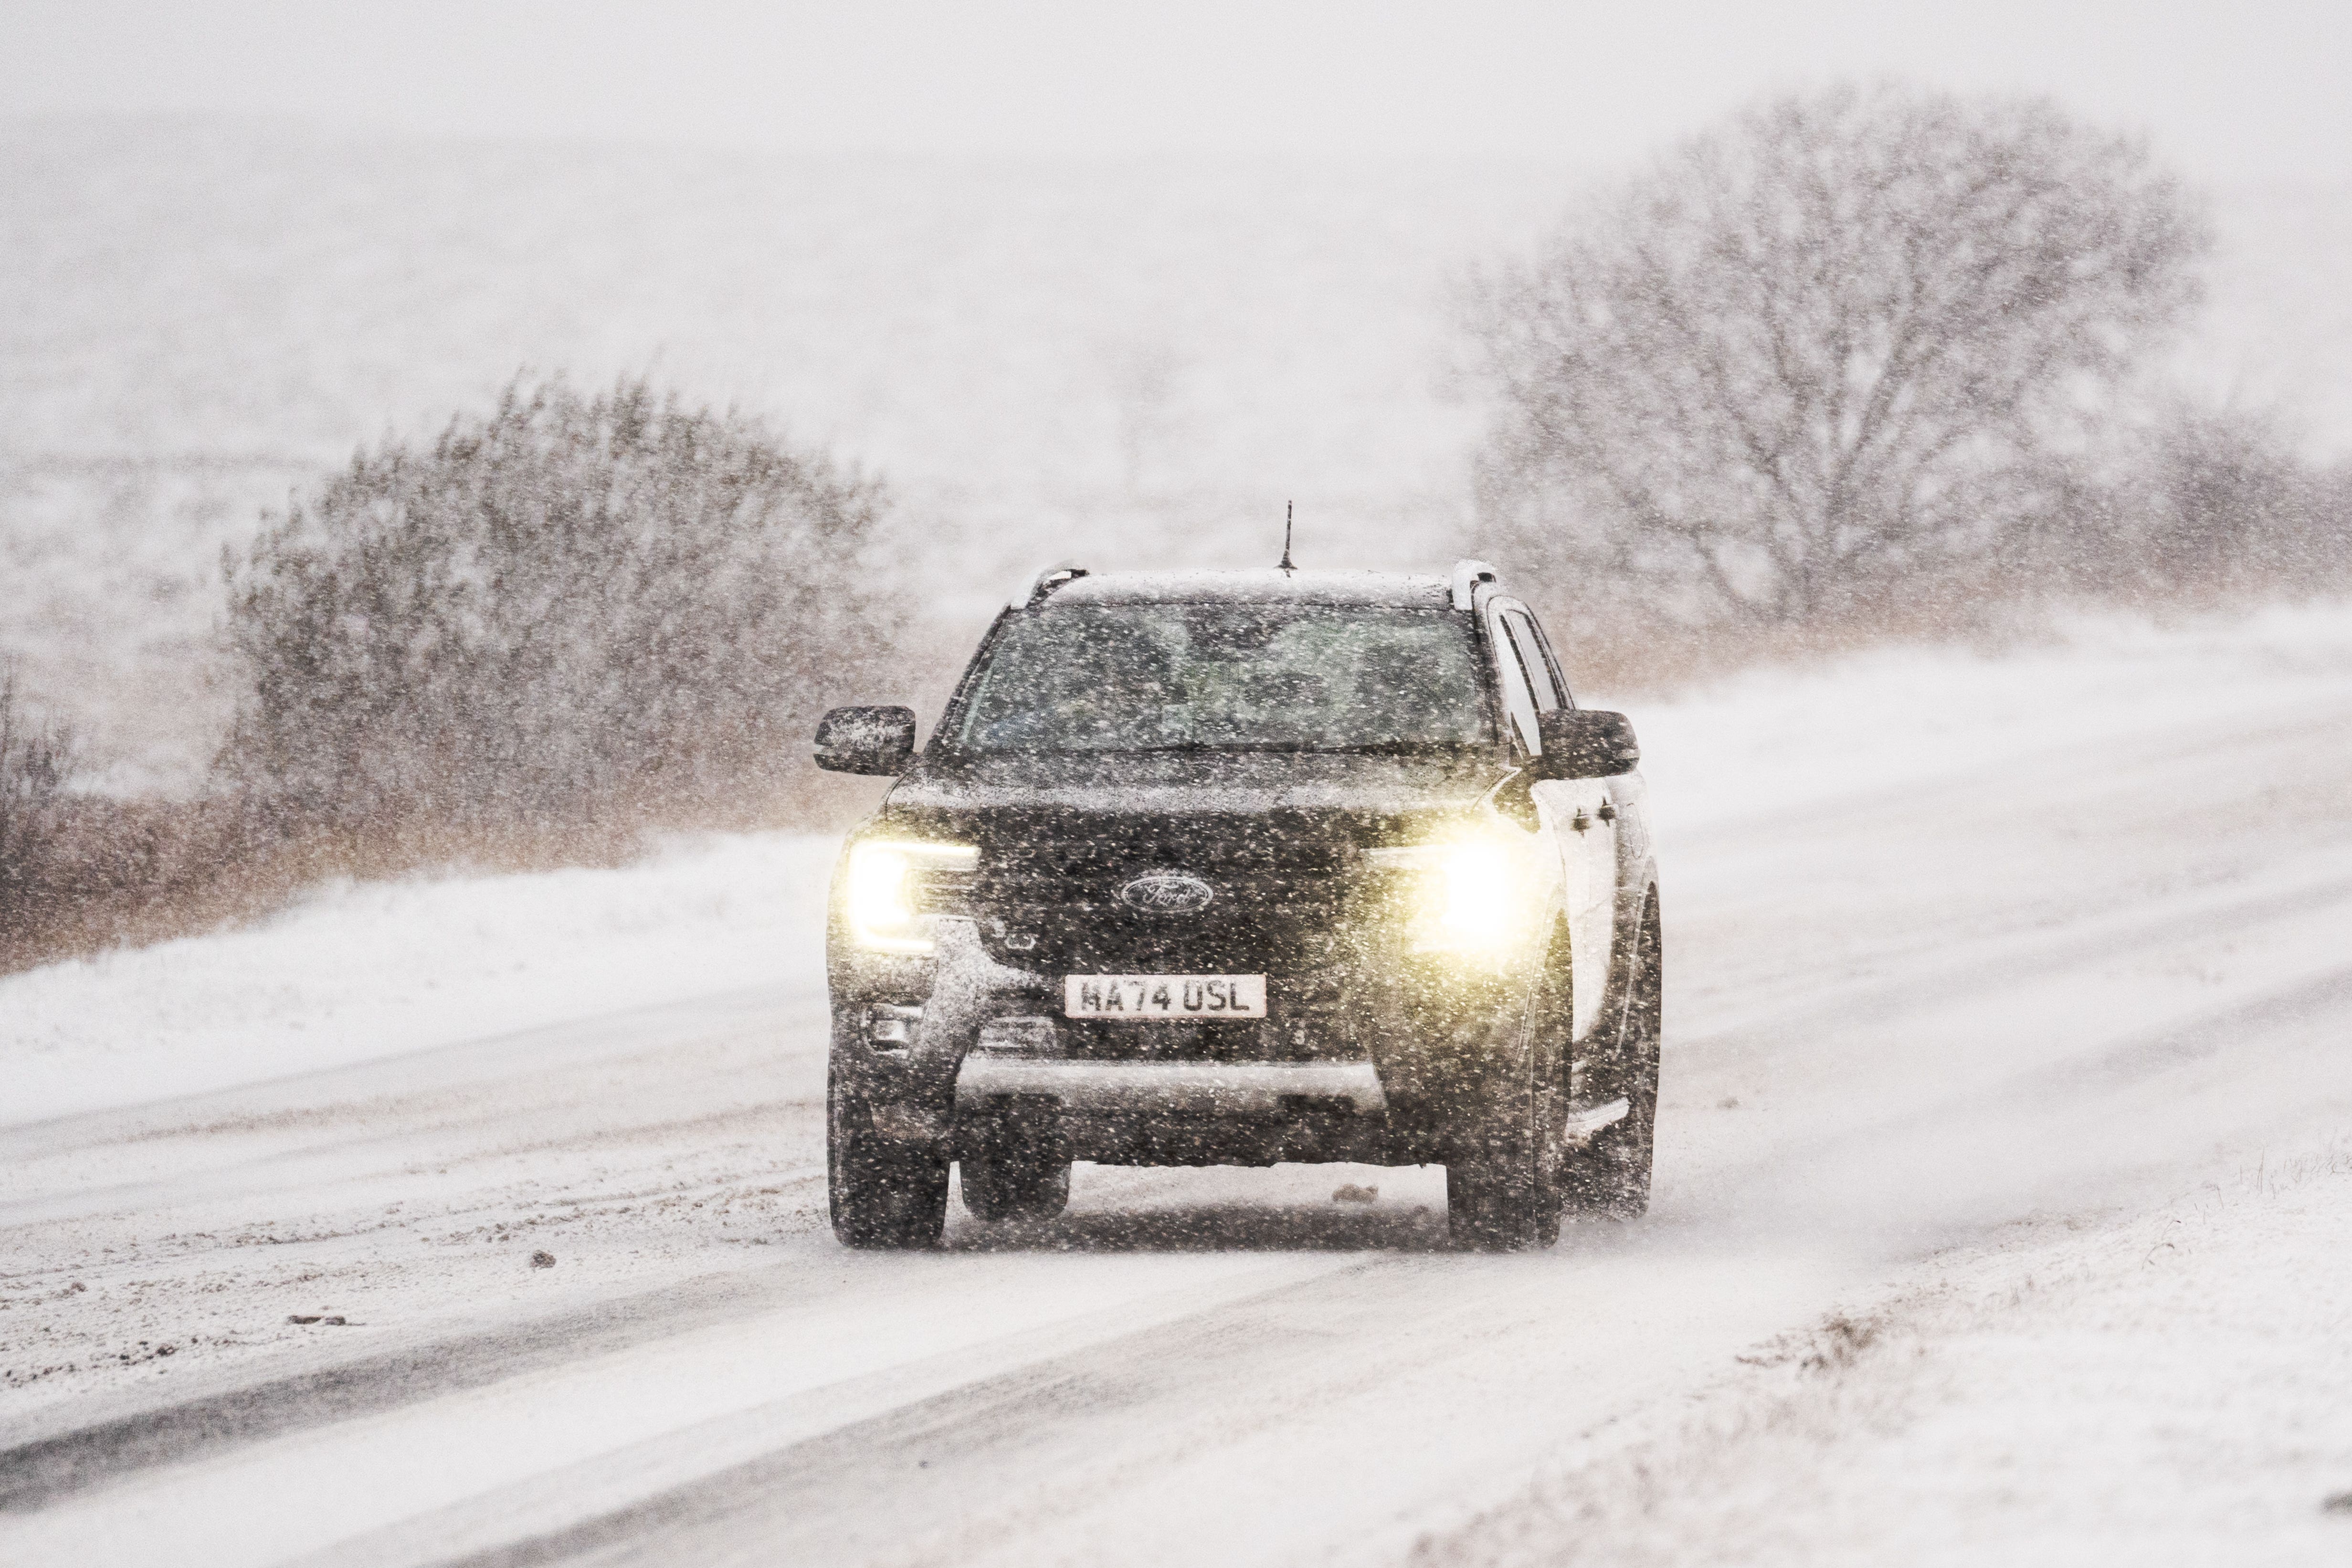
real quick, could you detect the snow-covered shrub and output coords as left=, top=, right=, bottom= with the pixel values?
left=220, top=376, right=897, bottom=844
left=2002, top=406, right=2352, bottom=610
left=0, top=672, right=76, bottom=958
left=2133, top=410, right=2352, bottom=599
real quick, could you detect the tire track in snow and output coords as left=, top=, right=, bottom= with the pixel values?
left=1677, top=865, right=2352, bottom=1057
left=0, top=1261, right=849, bottom=1512
left=336, top=1245, right=1841, bottom=1568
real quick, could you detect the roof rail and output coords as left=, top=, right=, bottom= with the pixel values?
left=1449, top=559, right=1498, bottom=611
left=1009, top=560, right=1089, bottom=609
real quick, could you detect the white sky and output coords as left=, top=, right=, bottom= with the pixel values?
left=10, top=0, right=2351, bottom=182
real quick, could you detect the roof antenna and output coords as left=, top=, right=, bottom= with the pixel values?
left=1279, top=500, right=1296, bottom=574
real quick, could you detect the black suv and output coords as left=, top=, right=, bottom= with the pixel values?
left=814, top=560, right=1661, bottom=1250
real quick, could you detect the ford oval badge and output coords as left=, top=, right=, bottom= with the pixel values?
left=1119, top=872, right=1215, bottom=914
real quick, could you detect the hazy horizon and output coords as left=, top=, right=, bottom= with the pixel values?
left=11, top=1, right=2351, bottom=184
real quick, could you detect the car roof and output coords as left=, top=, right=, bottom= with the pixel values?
left=1041, top=568, right=1453, bottom=610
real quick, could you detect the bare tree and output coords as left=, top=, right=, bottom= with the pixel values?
left=1465, top=84, right=2208, bottom=626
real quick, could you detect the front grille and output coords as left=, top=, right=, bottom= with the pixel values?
left=984, top=893, right=1347, bottom=971
left=966, top=811, right=1372, bottom=974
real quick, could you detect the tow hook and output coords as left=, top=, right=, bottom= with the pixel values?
left=871, top=1103, right=944, bottom=1142
left=869, top=1003, right=924, bottom=1046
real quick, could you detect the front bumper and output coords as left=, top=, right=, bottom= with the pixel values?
left=833, top=916, right=1529, bottom=1164
left=954, top=1055, right=1390, bottom=1118
left=954, top=1052, right=1398, bottom=1166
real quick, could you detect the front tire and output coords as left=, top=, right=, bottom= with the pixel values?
left=828, top=1063, right=949, bottom=1249
left=1447, top=932, right=1570, bottom=1251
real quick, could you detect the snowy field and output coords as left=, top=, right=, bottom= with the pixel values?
left=3, top=606, right=2351, bottom=1564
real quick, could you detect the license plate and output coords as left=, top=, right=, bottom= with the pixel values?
left=1064, top=974, right=1268, bottom=1019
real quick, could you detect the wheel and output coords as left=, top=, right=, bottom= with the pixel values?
left=1447, top=929, right=1571, bottom=1251
left=828, top=1062, right=949, bottom=1249
left=959, top=1099, right=1071, bottom=1223
left=1563, top=894, right=1661, bottom=1220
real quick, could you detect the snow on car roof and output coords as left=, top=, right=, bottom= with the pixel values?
left=1044, top=568, right=1453, bottom=609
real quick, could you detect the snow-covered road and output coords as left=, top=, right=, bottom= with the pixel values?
left=4, top=611, right=2350, bottom=1566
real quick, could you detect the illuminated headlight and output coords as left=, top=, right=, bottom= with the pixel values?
left=1368, top=835, right=1541, bottom=957
left=844, top=839, right=978, bottom=955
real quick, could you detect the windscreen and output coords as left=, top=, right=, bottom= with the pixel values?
left=955, top=604, right=1489, bottom=753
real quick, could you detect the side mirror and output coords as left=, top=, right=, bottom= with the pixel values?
left=1534, top=709, right=1640, bottom=779
left=815, top=705, right=918, bottom=775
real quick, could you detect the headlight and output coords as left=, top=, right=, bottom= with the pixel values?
left=1368, top=834, right=1541, bottom=957
left=844, top=839, right=978, bottom=955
